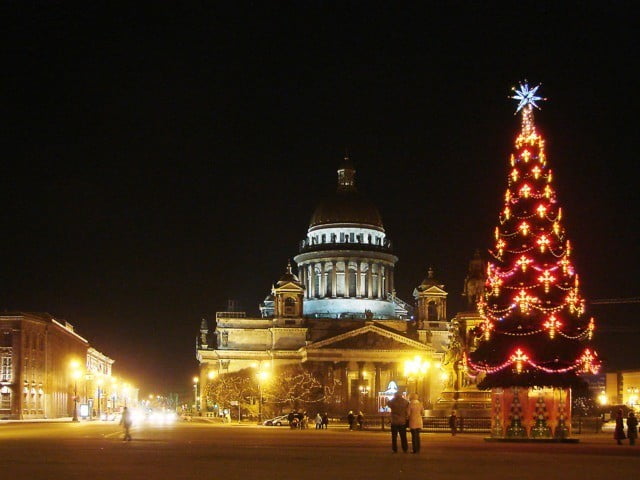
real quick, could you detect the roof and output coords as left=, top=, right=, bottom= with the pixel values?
left=308, top=156, right=384, bottom=230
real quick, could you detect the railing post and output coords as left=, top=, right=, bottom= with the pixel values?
left=459, top=417, right=464, bottom=433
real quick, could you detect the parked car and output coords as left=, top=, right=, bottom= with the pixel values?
left=263, top=415, right=289, bottom=426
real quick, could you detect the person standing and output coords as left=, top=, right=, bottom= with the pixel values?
left=449, top=411, right=457, bottom=436
left=120, top=407, right=132, bottom=441
left=387, top=391, right=409, bottom=453
left=627, top=411, right=638, bottom=446
left=408, top=393, right=424, bottom=454
left=315, top=413, right=323, bottom=429
left=347, top=410, right=355, bottom=430
left=357, top=411, right=365, bottom=430
left=322, top=412, right=329, bottom=429
left=614, top=409, right=626, bottom=445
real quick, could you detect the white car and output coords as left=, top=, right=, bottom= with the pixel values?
left=262, top=415, right=289, bottom=426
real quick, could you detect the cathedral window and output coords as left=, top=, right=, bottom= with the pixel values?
left=284, top=297, right=296, bottom=316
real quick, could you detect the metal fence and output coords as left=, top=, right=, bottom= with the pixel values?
left=360, top=416, right=491, bottom=433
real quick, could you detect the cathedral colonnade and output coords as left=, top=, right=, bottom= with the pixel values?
left=297, top=259, right=395, bottom=300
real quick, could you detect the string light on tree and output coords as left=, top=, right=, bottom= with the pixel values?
left=467, top=81, right=600, bottom=392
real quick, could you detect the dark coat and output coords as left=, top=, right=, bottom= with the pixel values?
left=627, top=414, right=638, bottom=439
left=614, top=414, right=626, bottom=440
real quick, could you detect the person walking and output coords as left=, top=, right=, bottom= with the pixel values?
left=449, top=411, right=458, bottom=436
left=120, top=406, right=132, bottom=441
left=347, top=410, right=355, bottom=430
left=387, top=391, right=409, bottom=453
left=627, top=411, right=638, bottom=446
left=408, top=393, right=424, bottom=453
left=315, top=413, right=323, bottom=429
left=614, top=409, right=626, bottom=445
left=322, top=412, right=329, bottom=429
left=357, top=411, right=364, bottom=430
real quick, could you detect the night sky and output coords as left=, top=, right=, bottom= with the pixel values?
left=3, top=3, right=638, bottom=393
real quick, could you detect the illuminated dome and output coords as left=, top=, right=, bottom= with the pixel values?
left=294, top=156, right=408, bottom=320
left=309, top=156, right=384, bottom=232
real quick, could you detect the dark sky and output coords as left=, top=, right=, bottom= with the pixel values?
left=2, top=3, right=638, bottom=393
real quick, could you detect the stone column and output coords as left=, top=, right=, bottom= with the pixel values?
left=356, top=261, right=362, bottom=298
left=377, top=264, right=383, bottom=299
left=309, top=263, right=315, bottom=298
left=388, top=267, right=394, bottom=294
left=340, top=363, right=349, bottom=411
left=367, top=263, right=373, bottom=299
left=344, top=261, right=351, bottom=298
left=331, top=260, right=337, bottom=298
left=374, top=363, right=382, bottom=412
left=319, top=262, right=326, bottom=298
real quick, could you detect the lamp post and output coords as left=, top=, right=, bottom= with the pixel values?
left=404, top=355, right=430, bottom=396
left=193, top=377, right=199, bottom=414
left=69, top=361, right=82, bottom=422
left=257, top=370, right=269, bottom=423
left=96, top=378, right=103, bottom=420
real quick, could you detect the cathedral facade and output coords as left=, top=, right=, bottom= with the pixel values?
left=196, top=157, right=480, bottom=414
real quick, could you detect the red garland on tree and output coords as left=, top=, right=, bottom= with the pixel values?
left=468, top=82, right=600, bottom=389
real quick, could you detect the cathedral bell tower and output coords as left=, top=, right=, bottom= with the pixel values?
left=413, top=267, right=448, bottom=327
left=273, top=261, right=305, bottom=324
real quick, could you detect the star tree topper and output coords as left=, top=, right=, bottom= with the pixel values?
left=511, top=81, right=546, bottom=113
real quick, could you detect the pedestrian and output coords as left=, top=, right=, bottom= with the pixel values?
left=627, top=411, right=638, bottom=446
left=322, top=412, right=329, bottom=429
left=315, top=413, right=323, bottom=429
left=287, top=411, right=296, bottom=429
left=357, top=411, right=364, bottom=430
left=408, top=393, right=424, bottom=454
left=347, top=410, right=355, bottom=430
left=296, top=410, right=304, bottom=429
left=449, top=410, right=457, bottom=436
left=120, top=406, right=132, bottom=441
left=301, top=411, right=309, bottom=429
left=614, top=409, right=626, bottom=445
left=387, top=391, right=409, bottom=453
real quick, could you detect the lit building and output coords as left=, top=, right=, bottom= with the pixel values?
left=0, top=312, right=114, bottom=420
left=197, top=157, right=463, bottom=414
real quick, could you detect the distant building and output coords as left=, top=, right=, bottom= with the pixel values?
left=0, top=313, right=114, bottom=420
left=197, top=158, right=484, bottom=414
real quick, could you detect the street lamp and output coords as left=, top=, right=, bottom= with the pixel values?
left=71, top=368, right=82, bottom=422
left=404, top=355, right=430, bottom=394
left=96, top=377, right=103, bottom=420
left=256, top=370, right=270, bottom=423
left=193, top=377, right=199, bottom=414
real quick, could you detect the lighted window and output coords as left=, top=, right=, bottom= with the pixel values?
left=0, top=386, right=11, bottom=410
left=1, top=356, right=11, bottom=382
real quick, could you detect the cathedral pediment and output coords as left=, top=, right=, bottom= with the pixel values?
left=306, top=324, right=431, bottom=352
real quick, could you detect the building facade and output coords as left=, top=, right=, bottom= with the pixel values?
left=0, top=313, right=114, bottom=420
left=196, top=157, right=460, bottom=414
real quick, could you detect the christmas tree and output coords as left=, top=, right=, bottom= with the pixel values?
left=468, top=82, right=600, bottom=390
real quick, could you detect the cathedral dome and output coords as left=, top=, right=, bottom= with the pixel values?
left=309, top=156, right=384, bottom=231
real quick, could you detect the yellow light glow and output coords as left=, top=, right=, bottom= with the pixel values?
left=257, top=371, right=270, bottom=381
left=598, top=391, right=608, bottom=406
left=207, top=370, right=217, bottom=380
left=193, top=377, right=199, bottom=384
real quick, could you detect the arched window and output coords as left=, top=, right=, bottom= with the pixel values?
left=428, top=301, right=438, bottom=321
left=284, top=297, right=296, bottom=315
